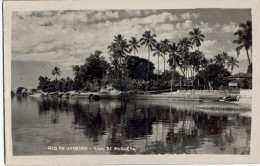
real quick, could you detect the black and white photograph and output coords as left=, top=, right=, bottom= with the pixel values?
left=4, top=0, right=260, bottom=165
left=10, top=8, right=253, bottom=155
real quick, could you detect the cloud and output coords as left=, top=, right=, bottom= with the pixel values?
left=12, top=10, right=243, bottom=73
left=117, top=12, right=179, bottom=26
left=180, top=12, right=199, bottom=20
left=122, top=10, right=157, bottom=17
left=191, top=40, right=229, bottom=60
left=11, top=11, right=219, bottom=67
left=194, top=22, right=216, bottom=33
left=202, top=40, right=217, bottom=48
left=14, top=10, right=120, bottom=25
left=221, top=22, right=239, bottom=33
left=198, top=40, right=218, bottom=58
left=182, top=20, right=193, bottom=29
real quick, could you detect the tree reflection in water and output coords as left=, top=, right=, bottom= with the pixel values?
left=21, top=97, right=251, bottom=154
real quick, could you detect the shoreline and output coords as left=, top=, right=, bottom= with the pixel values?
left=24, top=92, right=252, bottom=111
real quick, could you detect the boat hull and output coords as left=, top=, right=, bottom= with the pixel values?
left=76, top=92, right=122, bottom=99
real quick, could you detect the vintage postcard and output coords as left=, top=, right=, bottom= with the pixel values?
left=3, top=0, right=260, bottom=165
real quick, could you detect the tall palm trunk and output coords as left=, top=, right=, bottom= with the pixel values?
left=171, top=68, right=175, bottom=94
left=250, top=48, right=252, bottom=60
left=163, top=54, right=165, bottom=73
left=180, top=67, right=186, bottom=87
left=180, top=68, right=186, bottom=78
left=124, top=56, right=128, bottom=83
left=191, top=67, right=195, bottom=89
left=201, top=66, right=206, bottom=90
left=157, top=55, right=159, bottom=83
left=185, top=68, right=188, bottom=87
left=56, top=75, right=58, bottom=91
left=246, top=49, right=251, bottom=65
left=147, top=48, right=150, bottom=82
left=115, top=65, right=119, bottom=86
left=180, top=76, right=182, bottom=89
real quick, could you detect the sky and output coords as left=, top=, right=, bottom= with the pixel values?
left=11, top=9, right=251, bottom=90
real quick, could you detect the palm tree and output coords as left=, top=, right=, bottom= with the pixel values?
left=201, top=57, right=209, bottom=89
left=52, top=67, right=61, bottom=81
left=221, top=52, right=230, bottom=68
left=168, top=42, right=181, bottom=93
left=178, top=37, right=192, bottom=76
left=109, top=34, right=129, bottom=81
left=140, top=31, right=157, bottom=81
left=177, top=37, right=192, bottom=86
left=233, top=21, right=252, bottom=66
left=189, top=28, right=205, bottom=50
left=189, top=28, right=205, bottom=88
left=189, top=50, right=204, bottom=88
left=52, top=67, right=61, bottom=91
left=66, top=77, right=73, bottom=91
left=178, top=37, right=192, bottom=53
left=153, top=42, right=163, bottom=82
left=119, top=40, right=129, bottom=79
left=129, top=37, right=140, bottom=56
left=113, top=34, right=129, bottom=63
left=108, top=42, right=121, bottom=82
left=227, top=56, right=239, bottom=74
left=160, top=39, right=170, bottom=73
left=168, top=42, right=181, bottom=69
left=214, top=54, right=225, bottom=66
left=201, top=57, right=209, bottom=68
left=113, top=34, right=124, bottom=45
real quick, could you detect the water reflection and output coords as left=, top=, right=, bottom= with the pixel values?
left=12, top=96, right=251, bottom=155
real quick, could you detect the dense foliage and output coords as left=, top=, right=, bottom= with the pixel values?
left=127, top=56, right=155, bottom=80
left=196, top=64, right=231, bottom=90
left=72, top=50, right=110, bottom=91
left=37, top=20, right=252, bottom=92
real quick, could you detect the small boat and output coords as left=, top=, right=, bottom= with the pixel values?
left=223, top=95, right=240, bottom=101
left=48, top=92, right=58, bottom=97
left=57, top=92, right=64, bottom=98
left=89, top=94, right=100, bottom=101
left=41, top=93, right=48, bottom=97
left=62, top=93, right=70, bottom=98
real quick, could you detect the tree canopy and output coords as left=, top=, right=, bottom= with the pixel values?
left=127, top=55, right=155, bottom=80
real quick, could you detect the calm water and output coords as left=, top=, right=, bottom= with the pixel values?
left=12, top=96, right=251, bottom=155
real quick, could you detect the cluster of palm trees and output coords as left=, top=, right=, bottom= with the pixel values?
left=108, top=34, right=131, bottom=82
left=49, top=67, right=73, bottom=91
left=213, top=52, right=239, bottom=74
left=107, top=20, right=252, bottom=89
left=211, top=21, right=252, bottom=75
left=233, top=21, right=252, bottom=66
left=42, top=21, right=251, bottom=91
left=107, top=28, right=209, bottom=89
